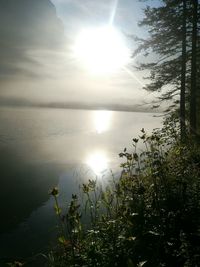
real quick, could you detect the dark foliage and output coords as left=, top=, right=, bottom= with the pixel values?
left=47, top=127, right=200, bottom=267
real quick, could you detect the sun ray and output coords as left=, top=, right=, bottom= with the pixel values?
left=123, top=66, right=145, bottom=87
left=109, top=0, right=119, bottom=25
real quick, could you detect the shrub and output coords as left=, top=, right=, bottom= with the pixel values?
left=48, top=128, right=200, bottom=267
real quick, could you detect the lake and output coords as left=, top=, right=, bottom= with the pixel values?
left=0, top=107, right=162, bottom=264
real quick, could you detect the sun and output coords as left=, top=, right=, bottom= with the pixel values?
left=73, top=26, right=130, bottom=74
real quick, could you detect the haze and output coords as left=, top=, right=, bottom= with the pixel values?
left=0, top=0, right=159, bottom=111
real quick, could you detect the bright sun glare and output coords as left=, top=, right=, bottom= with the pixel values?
left=86, top=151, right=108, bottom=175
left=94, top=110, right=113, bottom=134
left=73, top=26, right=130, bottom=74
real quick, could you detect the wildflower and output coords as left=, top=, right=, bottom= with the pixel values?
left=50, top=187, right=59, bottom=197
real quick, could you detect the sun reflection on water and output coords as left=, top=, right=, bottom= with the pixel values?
left=94, top=110, right=113, bottom=134
left=86, top=151, right=108, bottom=175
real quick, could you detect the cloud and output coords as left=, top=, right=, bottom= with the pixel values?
left=0, top=94, right=156, bottom=113
left=0, top=0, right=155, bottom=108
left=0, top=0, right=65, bottom=79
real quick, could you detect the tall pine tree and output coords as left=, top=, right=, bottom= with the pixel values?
left=135, top=0, right=200, bottom=139
left=190, top=0, right=198, bottom=134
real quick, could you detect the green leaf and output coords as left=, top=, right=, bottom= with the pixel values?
left=58, top=236, right=70, bottom=246
left=148, top=231, right=160, bottom=236
left=58, top=236, right=66, bottom=244
left=127, top=236, right=136, bottom=241
left=138, top=261, right=147, bottom=267
left=54, top=205, right=61, bottom=215
left=127, top=258, right=135, bottom=267
left=7, top=262, right=24, bottom=267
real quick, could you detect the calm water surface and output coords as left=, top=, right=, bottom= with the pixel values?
left=0, top=107, right=162, bottom=263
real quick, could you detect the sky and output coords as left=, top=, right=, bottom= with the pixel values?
left=0, top=0, right=160, bottom=110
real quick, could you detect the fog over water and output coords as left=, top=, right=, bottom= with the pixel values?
left=0, top=107, right=162, bottom=259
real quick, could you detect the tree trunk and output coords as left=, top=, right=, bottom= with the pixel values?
left=196, top=3, right=200, bottom=136
left=180, top=0, right=187, bottom=140
left=190, top=0, right=198, bottom=135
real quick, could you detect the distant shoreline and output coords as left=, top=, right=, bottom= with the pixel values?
left=0, top=98, right=162, bottom=114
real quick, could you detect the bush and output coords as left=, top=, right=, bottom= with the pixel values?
left=48, top=128, right=200, bottom=267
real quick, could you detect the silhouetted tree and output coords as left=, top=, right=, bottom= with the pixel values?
left=135, top=0, right=200, bottom=139
left=181, top=0, right=187, bottom=139
left=190, top=0, right=198, bottom=134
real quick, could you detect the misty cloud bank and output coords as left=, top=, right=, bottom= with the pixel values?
left=0, top=0, right=157, bottom=110
left=0, top=95, right=159, bottom=113
left=0, top=0, right=64, bottom=79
